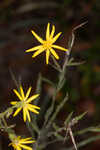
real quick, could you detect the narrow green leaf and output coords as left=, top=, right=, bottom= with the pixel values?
left=51, top=55, right=62, bottom=72
left=67, top=61, right=85, bottom=67
left=57, top=77, right=66, bottom=92
left=68, top=32, right=75, bottom=51
left=42, top=77, right=55, bottom=87
left=62, top=32, right=75, bottom=70
left=49, top=62, right=62, bottom=72
left=63, top=21, right=87, bottom=71
left=47, top=93, right=68, bottom=128
left=74, top=111, right=87, bottom=122
left=89, top=127, right=100, bottom=132
left=64, top=111, right=73, bottom=125
left=44, top=98, right=55, bottom=126
left=37, top=94, right=50, bottom=123
left=53, top=123, right=64, bottom=132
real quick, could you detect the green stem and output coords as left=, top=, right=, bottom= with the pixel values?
left=0, top=106, right=15, bottom=118
left=2, top=117, right=7, bottom=128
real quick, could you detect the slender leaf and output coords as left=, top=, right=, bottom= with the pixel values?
left=42, top=77, right=55, bottom=87
left=67, top=61, right=85, bottom=67
left=74, top=111, right=87, bottom=122
left=64, top=111, right=73, bottom=125
left=47, top=93, right=68, bottom=128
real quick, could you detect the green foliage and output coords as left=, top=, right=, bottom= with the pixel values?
left=0, top=22, right=100, bottom=150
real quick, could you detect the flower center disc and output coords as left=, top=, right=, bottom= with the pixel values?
left=43, top=41, right=51, bottom=49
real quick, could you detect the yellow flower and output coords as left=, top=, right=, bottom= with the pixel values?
left=9, top=136, right=35, bottom=150
left=11, top=85, right=40, bottom=122
left=26, top=23, right=68, bottom=64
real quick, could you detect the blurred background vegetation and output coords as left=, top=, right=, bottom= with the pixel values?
left=0, top=0, right=100, bottom=150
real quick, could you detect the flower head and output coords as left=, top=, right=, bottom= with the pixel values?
left=26, top=23, right=68, bottom=64
left=11, top=85, right=40, bottom=122
left=9, top=136, right=35, bottom=150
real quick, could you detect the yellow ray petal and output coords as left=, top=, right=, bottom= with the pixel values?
left=46, top=49, right=50, bottom=64
left=26, top=109, right=31, bottom=122
left=20, top=138, right=31, bottom=142
left=32, top=48, right=45, bottom=58
left=20, top=140, right=35, bottom=144
left=46, top=23, right=50, bottom=40
left=19, top=144, right=32, bottom=150
left=52, top=32, right=62, bottom=43
left=13, top=89, right=22, bottom=101
left=52, top=45, right=68, bottom=51
left=31, top=30, right=44, bottom=44
left=20, top=86, right=25, bottom=99
left=28, top=107, right=39, bottom=114
left=20, top=138, right=34, bottom=142
left=16, top=146, right=22, bottom=150
left=27, top=94, right=39, bottom=103
left=28, top=104, right=40, bottom=110
left=50, top=25, right=55, bottom=38
left=50, top=48, right=59, bottom=59
left=25, top=45, right=42, bottom=52
left=10, top=101, right=17, bottom=105
left=25, top=87, right=32, bottom=99
left=13, top=107, right=22, bottom=116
